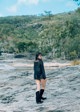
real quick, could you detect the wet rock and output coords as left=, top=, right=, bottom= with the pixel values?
left=14, top=54, right=26, bottom=58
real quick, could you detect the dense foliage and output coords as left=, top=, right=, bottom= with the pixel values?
left=0, top=8, right=80, bottom=60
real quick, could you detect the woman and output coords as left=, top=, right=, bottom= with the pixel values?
left=34, top=52, right=47, bottom=104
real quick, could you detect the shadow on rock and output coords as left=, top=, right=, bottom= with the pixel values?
left=47, top=110, right=64, bottom=112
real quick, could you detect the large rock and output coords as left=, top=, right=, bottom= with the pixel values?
left=0, top=64, right=80, bottom=112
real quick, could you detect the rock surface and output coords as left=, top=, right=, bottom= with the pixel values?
left=0, top=59, right=80, bottom=112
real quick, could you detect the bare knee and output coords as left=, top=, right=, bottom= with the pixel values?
left=41, top=79, right=47, bottom=84
left=41, top=79, right=47, bottom=89
left=35, top=80, right=41, bottom=91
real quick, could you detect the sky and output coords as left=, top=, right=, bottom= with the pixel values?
left=0, top=0, right=79, bottom=17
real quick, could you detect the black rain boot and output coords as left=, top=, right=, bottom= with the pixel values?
left=36, top=91, right=43, bottom=104
left=40, top=89, right=47, bottom=100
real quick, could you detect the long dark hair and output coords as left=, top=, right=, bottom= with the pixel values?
left=35, top=52, right=42, bottom=60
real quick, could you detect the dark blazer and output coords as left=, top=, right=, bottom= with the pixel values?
left=34, top=59, right=46, bottom=80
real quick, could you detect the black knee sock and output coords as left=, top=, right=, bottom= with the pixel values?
left=36, top=91, right=43, bottom=103
left=40, top=89, right=47, bottom=100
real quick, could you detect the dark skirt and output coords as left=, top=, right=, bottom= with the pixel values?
left=34, top=74, right=46, bottom=80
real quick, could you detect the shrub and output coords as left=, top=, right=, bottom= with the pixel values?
left=69, top=50, right=77, bottom=60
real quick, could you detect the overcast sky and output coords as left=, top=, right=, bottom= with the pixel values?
left=0, top=0, right=79, bottom=17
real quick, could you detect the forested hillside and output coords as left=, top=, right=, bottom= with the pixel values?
left=0, top=8, right=80, bottom=60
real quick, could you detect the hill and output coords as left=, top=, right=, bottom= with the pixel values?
left=0, top=8, right=80, bottom=60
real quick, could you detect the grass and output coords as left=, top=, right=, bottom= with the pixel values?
left=71, top=59, right=80, bottom=66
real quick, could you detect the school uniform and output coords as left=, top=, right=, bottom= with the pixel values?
left=34, top=59, right=46, bottom=80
